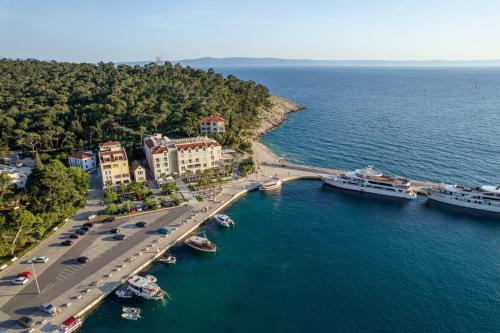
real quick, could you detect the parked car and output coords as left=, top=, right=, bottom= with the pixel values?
left=110, top=228, right=119, bottom=234
left=80, top=226, right=90, bottom=232
left=75, top=229, right=86, bottom=235
left=135, top=204, right=143, bottom=212
left=113, top=234, right=125, bottom=240
left=17, top=316, right=34, bottom=328
left=28, top=256, right=49, bottom=264
left=83, top=222, right=94, bottom=227
left=97, top=209, right=107, bottom=215
left=12, top=272, right=32, bottom=285
left=157, top=227, right=171, bottom=235
left=76, top=256, right=89, bottom=264
left=60, top=240, right=73, bottom=246
left=135, top=221, right=147, bottom=228
left=70, top=233, right=79, bottom=239
left=136, top=194, right=143, bottom=201
left=39, top=302, right=57, bottom=316
left=104, top=217, right=115, bottom=223
left=88, top=214, right=97, bottom=221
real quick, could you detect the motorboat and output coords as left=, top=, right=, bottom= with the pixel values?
left=427, top=184, right=500, bottom=213
left=126, top=275, right=166, bottom=300
left=55, top=316, right=83, bottom=333
left=158, top=254, right=176, bottom=264
left=321, top=166, right=417, bottom=199
left=184, top=235, right=217, bottom=253
left=115, top=285, right=133, bottom=299
left=259, top=176, right=282, bottom=191
left=214, top=214, right=235, bottom=227
left=122, top=307, right=141, bottom=320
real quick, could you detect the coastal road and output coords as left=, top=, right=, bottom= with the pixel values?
left=0, top=205, right=189, bottom=331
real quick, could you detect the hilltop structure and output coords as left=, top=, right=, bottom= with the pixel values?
left=143, top=134, right=222, bottom=181
left=98, top=141, right=131, bottom=188
left=200, top=116, right=225, bottom=136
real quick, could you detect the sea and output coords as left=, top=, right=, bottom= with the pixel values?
left=82, top=67, right=500, bottom=333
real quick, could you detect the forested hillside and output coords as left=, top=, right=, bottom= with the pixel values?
left=0, top=59, right=271, bottom=157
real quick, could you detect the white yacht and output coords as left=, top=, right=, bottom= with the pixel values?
left=259, top=177, right=282, bottom=191
left=214, top=214, right=235, bottom=227
left=321, top=166, right=417, bottom=199
left=126, top=275, right=166, bottom=300
left=185, top=235, right=217, bottom=253
left=427, top=184, right=500, bottom=213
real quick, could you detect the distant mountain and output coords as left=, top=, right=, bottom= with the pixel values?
left=174, top=57, right=500, bottom=67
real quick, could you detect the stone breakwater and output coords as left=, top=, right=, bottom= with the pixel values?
left=254, top=96, right=305, bottom=137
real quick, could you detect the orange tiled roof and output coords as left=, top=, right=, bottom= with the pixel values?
left=99, top=141, right=120, bottom=148
left=151, top=146, right=168, bottom=154
left=176, top=140, right=219, bottom=151
left=70, top=151, right=94, bottom=160
left=99, top=149, right=127, bottom=162
left=202, top=116, right=225, bottom=123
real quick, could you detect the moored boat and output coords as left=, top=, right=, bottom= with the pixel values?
left=259, top=176, right=282, bottom=191
left=321, top=166, right=417, bottom=199
left=184, top=235, right=217, bottom=253
left=427, top=184, right=500, bottom=213
left=158, top=254, right=176, bottom=264
left=214, top=214, right=235, bottom=227
left=55, top=316, right=83, bottom=333
left=126, top=275, right=166, bottom=300
left=115, top=285, right=133, bottom=299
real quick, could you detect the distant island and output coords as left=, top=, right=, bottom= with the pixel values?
left=120, top=57, right=500, bottom=68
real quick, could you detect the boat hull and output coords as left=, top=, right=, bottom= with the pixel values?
left=427, top=191, right=500, bottom=213
left=185, top=241, right=217, bottom=253
left=322, top=176, right=416, bottom=199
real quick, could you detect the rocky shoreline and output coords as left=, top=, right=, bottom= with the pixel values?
left=254, top=95, right=305, bottom=137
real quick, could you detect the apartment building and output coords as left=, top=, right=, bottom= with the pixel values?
left=98, top=141, right=131, bottom=188
left=200, top=116, right=225, bottom=136
left=131, top=160, right=147, bottom=183
left=68, top=150, right=96, bottom=171
left=143, top=133, right=222, bottom=180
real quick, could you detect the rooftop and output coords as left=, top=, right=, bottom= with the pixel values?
left=70, top=151, right=95, bottom=160
left=202, top=116, right=225, bottom=123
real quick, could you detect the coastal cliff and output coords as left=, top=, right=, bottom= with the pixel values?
left=254, top=96, right=304, bottom=137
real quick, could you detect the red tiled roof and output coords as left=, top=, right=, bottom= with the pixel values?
left=99, top=141, right=120, bottom=147
left=176, top=141, right=219, bottom=151
left=202, top=116, right=225, bottom=123
left=70, top=151, right=94, bottom=160
left=152, top=146, right=168, bottom=154
left=144, top=138, right=155, bottom=149
left=99, top=149, right=127, bottom=162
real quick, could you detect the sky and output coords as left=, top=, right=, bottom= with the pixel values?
left=1, top=0, right=500, bottom=63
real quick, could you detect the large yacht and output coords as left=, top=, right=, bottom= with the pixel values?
left=321, top=166, right=417, bottom=199
left=427, top=184, right=500, bottom=213
left=126, top=275, right=166, bottom=300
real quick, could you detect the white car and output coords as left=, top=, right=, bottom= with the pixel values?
left=39, top=303, right=57, bottom=316
left=88, top=214, right=97, bottom=220
left=28, top=256, right=49, bottom=264
left=12, top=276, right=29, bottom=285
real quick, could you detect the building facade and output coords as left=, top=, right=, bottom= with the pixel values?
left=143, top=134, right=222, bottom=180
left=98, top=141, right=131, bottom=188
left=200, top=116, right=225, bottom=136
left=68, top=150, right=96, bottom=171
left=131, top=160, right=147, bottom=183
left=0, top=165, right=32, bottom=188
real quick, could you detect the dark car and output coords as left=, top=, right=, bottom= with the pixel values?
left=97, top=209, right=107, bottom=215
left=110, top=228, right=119, bottom=234
left=75, top=229, right=86, bottom=235
left=104, top=217, right=115, bottom=223
left=135, top=221, right=147, bottom=228
left=70, top=233, right=80, bottom=239
left=83, top=222, right=93, bottom=227
left=76, top=256, right=89, bottom=264
left=113, top=234, right=125, bottom=240
left=80, top=226, right=90, bottom=232
left=60, top=240, right=73, bottom=246
left=18, top=315, right=34, bottom=328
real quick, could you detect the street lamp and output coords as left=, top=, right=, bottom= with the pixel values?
left=30, top=261, right=41, bottom=294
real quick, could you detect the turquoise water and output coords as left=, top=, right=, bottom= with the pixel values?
left=82, top=68, right=500, bottom=332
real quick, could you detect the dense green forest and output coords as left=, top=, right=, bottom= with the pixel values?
left=0, top=59, right=271, bottom=159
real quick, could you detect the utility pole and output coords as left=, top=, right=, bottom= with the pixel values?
left=31, top=261, right=41, bottom=294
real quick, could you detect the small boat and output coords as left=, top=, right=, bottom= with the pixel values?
left=121, top=312, right=141, bottom=320
left=55, top=316, right=83, bottom=333
left=158, top=254, right=176, bottom=264
left=115, top=285, right=133, bottom=299
left=184, top=234, right=217, bottom=253
left=259, top=176, right=282, bottom=191
left=123, top=306, right=141, bottom=315
left=214, top=214, right=235, bottom=227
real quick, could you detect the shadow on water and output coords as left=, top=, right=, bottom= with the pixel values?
left=423, top=199, right=500, bottom=226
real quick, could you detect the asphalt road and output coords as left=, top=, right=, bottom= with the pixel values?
left=0, top=204, right=189, bottom=327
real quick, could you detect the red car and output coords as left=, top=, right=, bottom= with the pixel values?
left=136, top=194, right=143, bottom=201
left=17, top=271, right=33, bottom=279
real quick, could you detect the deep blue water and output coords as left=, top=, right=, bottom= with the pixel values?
left=82, top=68, right=500, bottom=332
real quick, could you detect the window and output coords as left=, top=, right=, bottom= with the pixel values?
left=155, top=158, right=160, bottom=162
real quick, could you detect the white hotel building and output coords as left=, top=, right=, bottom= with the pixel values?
left=143, top=134, right=222, bottom=181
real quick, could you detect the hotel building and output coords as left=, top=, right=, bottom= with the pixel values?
left=200, top=116, right=225, bottom=136
left=98, top=141, right=131, bottom=188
